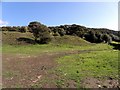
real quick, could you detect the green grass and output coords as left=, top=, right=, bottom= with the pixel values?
left=2, top=31, right=114, bottom=55
left=111, top=41, right=119, bottom=44
left=2, top=43, right=113, bottom=55
left=51, top=35, right=90, bottom=46
left=2, top=43, right=115, bottom=88
left=54, top=49, right=119, bottom=87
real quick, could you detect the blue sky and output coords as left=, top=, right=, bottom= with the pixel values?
left=1, top=2, right=118, bottom=30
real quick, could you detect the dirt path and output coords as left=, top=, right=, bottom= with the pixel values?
left=2, top=50, right=86, bottom=88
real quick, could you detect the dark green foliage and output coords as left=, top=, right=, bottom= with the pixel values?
left=76, top=30, right=85, bottom=38
left=39, top=31, right=52, bottom=44
left=84, top=31, right=98, bottom=43
left=2, top=26, right=18, bottom=31
left=28, top=21, right=42, bottom=40
left=28, top=21, right=51, bottom=44
left=57, top=28, right=66, bottom=36
left=49, top=24, right=119, bottom=43
left=19, top=26, right=27, bottom=33
left=1, top=26, right=29, bottom=33
left=49, top=27, right=65, bottom=36
left=110, top=34, right=120, bottom=42
left=102, top=34, right=112, bottom=43
left=95, top=32, right=103, bottom=43
left=28, top=21, right=41, bottom=30
left=2, top=21, right=119, bottom=44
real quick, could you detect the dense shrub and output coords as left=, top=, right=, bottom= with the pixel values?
left=76, top=30, right=85, bottom=38
left=102, top=34, right=112, bottom=43
left=2, top=26, right=18, bottom=31
left=58, top=28, right=66, bottom=36
left=84, top=31, right=98, bottom=43
left=39, top=31, right=52, bottom=44
left=110, top=34, right=120, bottom=42
left=19, top=26, right=27, bottom=33
left=95, top=33, right=103, bottom=43
left=28, top=21, right=51, bottom=44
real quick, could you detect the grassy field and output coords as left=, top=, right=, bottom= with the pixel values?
left=2, top=43, right=113, bottom=54
left=27, top=43, right=118, bottom=88
left=2, top=31, right=120, bottom=88
left=53, top=50, right=119, bottom=87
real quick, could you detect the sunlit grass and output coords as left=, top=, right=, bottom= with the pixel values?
left=2, top=43, right=113, bottom=55
left=54, top=49, right=119, bottom=87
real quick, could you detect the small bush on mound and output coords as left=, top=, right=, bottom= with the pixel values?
left=39, top=31, right=52, bottom=44
left=28, top=21, right=51, bottom=44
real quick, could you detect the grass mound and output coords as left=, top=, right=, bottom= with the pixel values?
left=51, top=35, right=91, bottom=46
left=2, top=31, right=33, bottom=45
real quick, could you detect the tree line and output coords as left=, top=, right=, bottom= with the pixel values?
left=1, top=21, right=120, bottom=44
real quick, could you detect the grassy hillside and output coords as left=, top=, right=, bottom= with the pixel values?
left=2, top=31, right=113, bottom=55
left=2, top=31, right=91, bottom=46
left=51, top=35, right=91, bottom=46
left=2, top=32, right=33, bottom=45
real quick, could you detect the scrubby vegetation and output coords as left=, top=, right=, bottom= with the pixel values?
left=1, top=21, right=120, bottom=44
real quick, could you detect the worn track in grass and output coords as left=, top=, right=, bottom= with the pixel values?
left=2, top=50, right=119, bottom=88
left=3, top=50, right=88, bottom=88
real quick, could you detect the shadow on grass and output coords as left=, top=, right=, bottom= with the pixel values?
left=17, top=37, right=36, bottom=44
left=109, top=43, right=120, bottom=50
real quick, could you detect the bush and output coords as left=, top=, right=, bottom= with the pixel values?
left=102, top=34, right=112, bottom=43
left=95, top=33, right=103, bottom=43
left=38, top=31, right=51, bottom=44
left=2, top=26, right=18, bottom=31
left=84, top=31, right=98, bottom=43
left=19, top=26, right=27, bottom=33
left=110, top=34, right=120, bottom=42
left=28, top=21, right=51, bottom=44
left=58, top=28, right=66, bottom=36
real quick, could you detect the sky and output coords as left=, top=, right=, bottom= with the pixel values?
left=1, top=0, right=119, bottom=2
left=0, top=2, right=118, bottom=31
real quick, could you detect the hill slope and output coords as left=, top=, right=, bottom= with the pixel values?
left=2, top=31, right=90, bottom=46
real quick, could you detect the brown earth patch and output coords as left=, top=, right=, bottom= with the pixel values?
left=81, top=77, right=119, bottom=88
left=2, top=51, right=82, bottom=88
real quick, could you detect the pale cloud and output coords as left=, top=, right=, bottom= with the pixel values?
left=104, top=21, right=118, bottom=31
left=107, top=24, right=118, bottom=31
left=0, top=20, right=8, bottom=27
